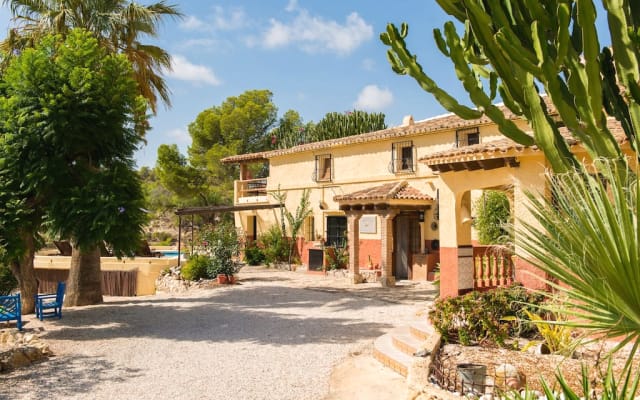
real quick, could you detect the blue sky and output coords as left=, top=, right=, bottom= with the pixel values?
left=0, top=1, right=611, bottom=168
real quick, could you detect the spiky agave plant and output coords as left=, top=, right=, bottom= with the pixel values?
left=517, top=158, right=640, bottom=377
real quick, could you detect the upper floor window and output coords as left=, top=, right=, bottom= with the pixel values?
left=314, top=154, right=332, bottom=182
left=390, top=140, right=416, bottom=173
left=456, top=127, right=480, bottom=147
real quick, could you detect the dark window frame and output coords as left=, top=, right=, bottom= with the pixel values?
left=456, top=127, right=480, bottom=147
left=325, top=215, right=347, bottom=248
left=391, top=140, right=416, bottom=173
left=314, top=154, right=332, bottom=182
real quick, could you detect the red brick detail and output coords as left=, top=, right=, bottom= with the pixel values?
left=514, top=256, right=549, bottom=291
left=358, top=239, right=381, bottom=269
left=439, top=247, right=459, bottom=298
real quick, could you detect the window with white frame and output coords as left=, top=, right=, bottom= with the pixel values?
left=390, top=141, right=416, bottom=173
left=456, top=127, right=480, bottom=147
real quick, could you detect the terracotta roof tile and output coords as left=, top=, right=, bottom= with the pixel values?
left=334, top=181, right=433, bottom=202
left=221, top=103, right=537, bottom=164
left=420, top=119, right=628, bottom=165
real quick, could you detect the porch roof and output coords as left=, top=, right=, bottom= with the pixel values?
left=334, top=181, right=433, bottom=211
left=420, top=120, right=628, bottom=173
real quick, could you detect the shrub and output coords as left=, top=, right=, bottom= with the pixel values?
left=324, top=245, right=349, bottom=270
left=0, top=264, right=18, bottom=295
left=473, top=190, right=512, bottom=245
left=201, top=221, right=240, bottom=277
left=180, top=255, right=211, bottom=281
left=244, top=245, right=265, bottom=266
left=429, top=285, right=545, bottom=346
left=260, top=225, right=288, bottom=265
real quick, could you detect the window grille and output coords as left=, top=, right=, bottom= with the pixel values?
left=326, top=216, right=347, bottom=247
left=390, top=141, right=416, bottom=173
left=456, top=127, right=480, bottom=147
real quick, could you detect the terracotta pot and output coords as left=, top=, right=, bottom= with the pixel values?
left=217, top=275, right=228, bottom=284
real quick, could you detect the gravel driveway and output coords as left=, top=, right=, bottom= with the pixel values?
left=1, top=267, right=436, bottom=400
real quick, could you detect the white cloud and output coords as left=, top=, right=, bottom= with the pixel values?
left=212, top=6, right=247, bottom=31
left=354, top=85, right=394, bottom=111
left=362, top=58, right=375, bottom=71
left=165, top=128, right=191, bottom=144
left=166, top=55, right=221, bottom=86
left=180, top=15, right=206, bottom=31
left=179, top=6, right=247, bottom=32
left=262, top=10, right=373, bottom=55
left=285, top=0, right=299, bottom=12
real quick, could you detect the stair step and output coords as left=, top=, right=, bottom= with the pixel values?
left=409, top=319, right=434, bottom=341
left=390, top=326, right=424, bottom=356
left=373, top=333, right=413, bottom=377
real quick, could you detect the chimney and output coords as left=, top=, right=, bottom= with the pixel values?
left=401, top=115, right=414, bottom=127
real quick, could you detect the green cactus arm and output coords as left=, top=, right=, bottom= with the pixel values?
left=381, top=24, right=482, bottom=120
left=603, top=0, right=640, bottom=146
left=577, top=0, right=603, bottom=121
left=443, top=21, right=534, bottom=145
left=523, top=74, right=578, bottom=172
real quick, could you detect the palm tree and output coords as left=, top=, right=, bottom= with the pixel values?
left=1, top=0, right=182, bottom=113
left=1, top=1, right=181, bottom=307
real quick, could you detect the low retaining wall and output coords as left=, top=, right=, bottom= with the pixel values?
left=34, top=256, right=177, bottom=296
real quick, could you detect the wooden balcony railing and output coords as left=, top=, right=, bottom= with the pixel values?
left=238, top=178, right=267, bottom=198
left=473, top=246, right=515, bottom=290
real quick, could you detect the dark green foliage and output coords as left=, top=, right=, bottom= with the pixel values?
left=270, top=110, right=387, bottom=149
left=310, top=110, right=386, bottom=142
left=0, top=29, right=149, bottom=258
left=473, top=191, right=512, bottom=245
left=324, top=245, right=349, bottom=270
left=429, top=285, right=545, bottom=346
left=180, top=255, right=211, bottom=281
left=200, top=221, right=240, bottom=277
left=260, top=225, right=289, bottom=265
left=244, top=245, right=265, bottom=266
left=0, top=264, right=18, bottom=295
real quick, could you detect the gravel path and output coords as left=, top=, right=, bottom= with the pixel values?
left=1, top=267, right=436, bottom=400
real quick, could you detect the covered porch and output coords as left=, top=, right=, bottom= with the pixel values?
left=334, top=181, right=435, bottom=287
left=421, top=138, right=549, bottom=297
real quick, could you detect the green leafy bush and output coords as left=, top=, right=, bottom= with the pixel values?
left=244, top=245, right=265, bottom=266
left=0, top=264, right=18, bottom=295
left=180, top=255, right=211, bottom=281
left=200, top=221, right=240, bottom=277
left=473, top=190, right=512, bottom=245
left=429, top=285, right=545, bottom=346
left=260, top=225, right=288, bottom=265
left=324, top=245, right=349, bottom=270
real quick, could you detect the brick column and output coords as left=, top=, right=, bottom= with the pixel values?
left=379, top=210, right=397, bottom=287
left=347, top=213, right=363, bottom=284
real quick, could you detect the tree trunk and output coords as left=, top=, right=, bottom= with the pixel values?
left=9, top=233, right=38, bottom=314
left=65, top=245, right=103, bottom=306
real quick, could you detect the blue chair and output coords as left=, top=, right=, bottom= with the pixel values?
left=0, top=293, right=22, bottom=330
left=35, top=282, right=66, bottom=321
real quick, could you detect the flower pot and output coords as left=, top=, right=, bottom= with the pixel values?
left=217, top=275, right=228, bottom=284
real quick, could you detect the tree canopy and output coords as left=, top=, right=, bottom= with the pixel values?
left=0, top=29, right=149, bottom=308
left=1, top=0, right=182, bottom=113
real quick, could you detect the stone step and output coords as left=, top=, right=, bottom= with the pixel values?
left=390, top=326, right=424, bottom=357
left=373, top=332, right=413, bottom=377
left=409, top=319, right=434, bottom=342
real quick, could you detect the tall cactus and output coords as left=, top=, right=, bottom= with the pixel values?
left=310, top=110, right=387, bottom=143
left=380, top=0, right=640, bottom=172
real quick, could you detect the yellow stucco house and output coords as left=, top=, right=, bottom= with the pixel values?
left=221, top=108, right=627, bottom=297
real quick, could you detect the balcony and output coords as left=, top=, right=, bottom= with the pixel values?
left=235, top=178, right=268, bottom=204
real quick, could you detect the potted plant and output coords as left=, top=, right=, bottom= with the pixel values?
left=201, top=221, right=240, bottom=284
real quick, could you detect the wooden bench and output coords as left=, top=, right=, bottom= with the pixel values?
left=0, top=294, right=22, bottom=330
